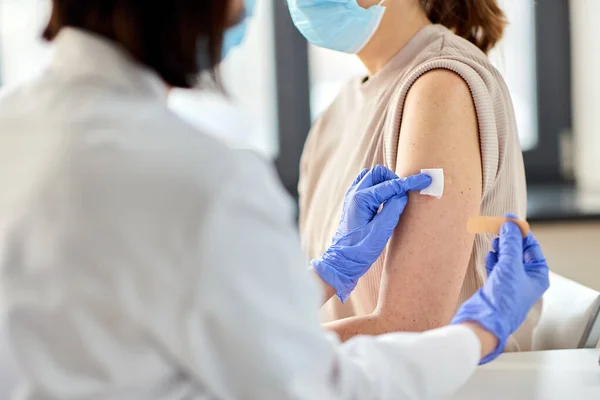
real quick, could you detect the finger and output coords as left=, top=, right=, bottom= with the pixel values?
left=351, top=168, right=370, bottom=188
left=397, top=173, right=432, bottom=192
left=491, top=237, right=500, bottom=254
left=485, top=251, right=499, bottom=276
left=372, top=194, right=408, bottom=228
left=524, top=260, right=550, bottom=292
left=522, top=233, right=546, bottom=264
left=371, top=165, right=399, bottom=185
left=358, top=172, right=432, bottom=209
left=355, top=165, right=398, bottom=191
left=362, top=173, right=433, bottom=205
left=504, top=212, right=519, bottom=220
left=498, top=221, right=524, bottom=265
left=358, top=179, right=409, bottom=206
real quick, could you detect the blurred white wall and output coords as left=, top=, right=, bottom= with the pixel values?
left=489, top=0, right=538, bottom=151
left=0, top=0, right=51, bottom=85
left=571, top=0, right=600, bottom=191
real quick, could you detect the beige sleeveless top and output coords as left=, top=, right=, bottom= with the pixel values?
left=299, top=25, right=539, bottom=352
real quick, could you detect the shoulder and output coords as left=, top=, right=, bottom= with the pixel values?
left=435, top=27, right=494, bottom=68
left=70, top=103, right=295, bottom=223
left=399, top=28, right=508, bottom=147
left=396, top=34, right=508, bottom=195
left=403, top=25, right=502, bottom=92
left=76, top=101, right=238, bottom=185
left=397, top=69, right=480, bottom=167
left=388, top=27, right=503, bottom=129
left=399, top=26, right=503, bottom=131
left=404, top=69, right=475, bottom=124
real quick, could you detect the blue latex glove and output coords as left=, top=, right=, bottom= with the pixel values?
left=451, top=217, right=550, bottom=364
left=311, top=165, right=432, bottom=303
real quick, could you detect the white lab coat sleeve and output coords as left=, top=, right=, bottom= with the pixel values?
left=325, top=326, right=482, bottom=399
left=175, top=152, right=481, bottom=400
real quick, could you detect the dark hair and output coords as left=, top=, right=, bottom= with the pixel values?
left=43, top=0, right=231, bottom=88
left=420, top=0, right=507, bottom=54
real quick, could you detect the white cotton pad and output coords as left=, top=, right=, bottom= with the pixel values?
left=420, top=169, right=444, bottom=199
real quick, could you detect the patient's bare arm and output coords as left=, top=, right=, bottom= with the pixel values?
left=325, top=70, right=483, bottom=341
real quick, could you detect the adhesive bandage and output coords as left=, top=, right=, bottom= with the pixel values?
left=467, top=216, right=530, bottom=238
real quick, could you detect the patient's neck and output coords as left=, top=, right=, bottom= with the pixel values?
left=357, top=1, right=431, bottom=76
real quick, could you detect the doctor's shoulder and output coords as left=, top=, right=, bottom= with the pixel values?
left=71, top=102, right=293, bottom=223
left=148, top=106, right=297, bottom=226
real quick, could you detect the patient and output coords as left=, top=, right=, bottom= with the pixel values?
left=294, top=0, right=540, bottom=352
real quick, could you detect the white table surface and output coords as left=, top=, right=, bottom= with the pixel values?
left=448, top=349, right=600, bottom=400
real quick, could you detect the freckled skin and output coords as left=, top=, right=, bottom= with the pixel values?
left=326, top=69, right=483, bottom=341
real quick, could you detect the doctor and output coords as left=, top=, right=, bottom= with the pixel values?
left=0, top=0, right=549, bottom=399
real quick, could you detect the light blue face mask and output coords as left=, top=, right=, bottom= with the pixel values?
left=222, top=0, right=256, bottom=60
left=287, top=0, right=387, bottom=54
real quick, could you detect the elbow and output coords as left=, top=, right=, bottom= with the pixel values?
left=325, top=305, right=455, bottom=342
left=375, top=306, right=453, bottom=333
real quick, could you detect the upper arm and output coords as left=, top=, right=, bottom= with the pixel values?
left=376, top=69, right=483, bottom=330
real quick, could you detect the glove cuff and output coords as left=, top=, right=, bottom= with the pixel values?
left=479, top=338, right=507, bottom=365
left=451, top=291, right=511, bottom=365
left=310, top=258, right=356, bottom=303
left=451, top=315, right=508, bottom=365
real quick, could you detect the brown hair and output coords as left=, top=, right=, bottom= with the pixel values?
left=420, top=0, right=507, bottom=54
left=43, top=0, right=231, bottom=88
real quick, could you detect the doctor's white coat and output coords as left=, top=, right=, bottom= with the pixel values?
left=0, top=28, right=481, bottom=400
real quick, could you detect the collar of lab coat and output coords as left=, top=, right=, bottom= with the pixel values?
left=49, top=28, right=168, bottom=101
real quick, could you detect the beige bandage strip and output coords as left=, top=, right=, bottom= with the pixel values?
left=467, top=216, right=530, bottom=238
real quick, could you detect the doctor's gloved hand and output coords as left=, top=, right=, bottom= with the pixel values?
left=451, top=220, right=550, bottom=364
left=310, top=165, right=431, bottom=303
